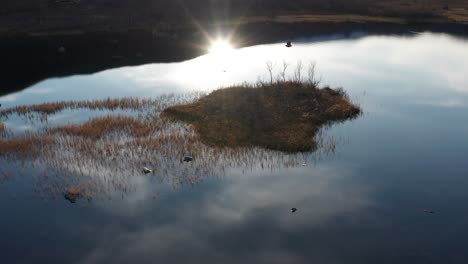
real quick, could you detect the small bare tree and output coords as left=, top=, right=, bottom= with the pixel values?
left=279, top=60, right=289, bottom=82
left=266, top=61, right=274, bottom=84
left=256, top=76, right=266, bottom=87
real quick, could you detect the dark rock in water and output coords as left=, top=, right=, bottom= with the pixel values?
left=286, top=41, right=292, bottom=48
left=63, top=186, right=84, bottom=203
left=291, top=207, right=298, bottom=213
left=183, top=156, right=193, bottom=162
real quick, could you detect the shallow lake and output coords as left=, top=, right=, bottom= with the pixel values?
left=1, top=32, right=468, bottom=263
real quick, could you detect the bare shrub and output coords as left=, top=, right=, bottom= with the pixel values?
left=293, top=60, right=303, bottom=82
left=307, top=61, right=322, bottom=87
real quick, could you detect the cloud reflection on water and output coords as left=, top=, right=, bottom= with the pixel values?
left=79, top=164, right=373, bottom=264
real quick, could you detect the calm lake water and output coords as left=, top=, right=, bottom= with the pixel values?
left=1, top=32, right=468, bottom=264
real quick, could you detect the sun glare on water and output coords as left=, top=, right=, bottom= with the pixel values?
left=209, top=39, right=234, bottom=54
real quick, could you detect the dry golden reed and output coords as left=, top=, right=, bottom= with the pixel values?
left=0, top=94, right=202, bottom=122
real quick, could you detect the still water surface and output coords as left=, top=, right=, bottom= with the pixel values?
left=1, top=32, right=468, bottom=263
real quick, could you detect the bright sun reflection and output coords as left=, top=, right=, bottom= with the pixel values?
left=209, top=39, right=234, bottom=54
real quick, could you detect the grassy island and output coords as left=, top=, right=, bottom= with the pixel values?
left=162, top=81, right=361, bottom=152
left=0, top=81, right=361, bottom=201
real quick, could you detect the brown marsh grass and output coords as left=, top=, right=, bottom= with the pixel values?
left=47, top=115, right=159, bottom=140
left=0, top=94, right=202, bottom=123
left=0, top=136, right=54, bottom=158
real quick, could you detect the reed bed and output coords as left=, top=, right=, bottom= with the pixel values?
left=0, top=93, right=203, bottom=123
left=0, top=115, right=332, bottom=203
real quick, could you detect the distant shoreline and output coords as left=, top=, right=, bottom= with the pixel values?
left=1, top=12, right=467, bottom=38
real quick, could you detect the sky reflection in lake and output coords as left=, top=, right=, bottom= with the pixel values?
left=2, top=32, right=468, bottom=107
left=1, top=32, right=468, bottom=264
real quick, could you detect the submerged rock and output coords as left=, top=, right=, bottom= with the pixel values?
left=58, top=46, right=67, bottom=53
left=63, top=186, right=84, bottom=203
left=183, top=156, right=193, bottom=162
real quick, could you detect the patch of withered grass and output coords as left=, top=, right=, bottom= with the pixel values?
left=0, top=95, right=201, bottom=121
left=47, top=115, right=159, bottom=140
left=162, top=81, right=361, bottom=152
left=0, top=136, right=54, bottom=158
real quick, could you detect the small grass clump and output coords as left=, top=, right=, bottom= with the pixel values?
left=162, top=81, right=360, bottom=152
left=63, top=185, right=85, bottom=203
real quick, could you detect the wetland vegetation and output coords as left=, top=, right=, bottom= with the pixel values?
left=0, top=66, right=357, bottom=203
